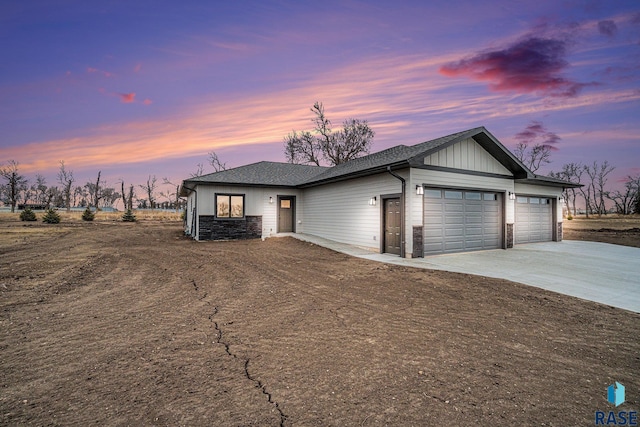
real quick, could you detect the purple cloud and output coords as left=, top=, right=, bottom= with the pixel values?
left=515, top=121, right=561, bottom=150
left=440, top=37, right=592, bottom=97
left=598, top=20, right=618, bottom=37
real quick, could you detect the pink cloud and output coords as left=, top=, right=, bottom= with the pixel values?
left=119, top=93, right=136, bottom=103
left=440, top=37, right=597, bottom=97
left=134, top=63, right=142, bottom=73
left=142, top=98, right=152, bottom=105
left=87, top=66, right=113, bottom=77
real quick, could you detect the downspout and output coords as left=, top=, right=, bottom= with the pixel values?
left=386, top=166, right=406, bottom=258
left=182, top=185, right=198, bottom=239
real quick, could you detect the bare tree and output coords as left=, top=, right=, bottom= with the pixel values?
left=513, top=121, right=560, bottom=173
left=33, top=174, right=48, bottom=205
left=191, top=163, right=205, bottom=178
left=73, top=185, right=86, bottom=208
left=90, top=171, right=102, bottom=209
left=100, top=187, right=119, bottom=208
left=606, top=175, right=640, bottom=215
left=128, top=185, right=134, bottom=210
left=57, top=160, right=75, bottom=212
left=44, top=186, right=59, bottom=209
left=139, top=175, right=157, bottom=209
left=284, top=102, right=374, bottom=166
left=514, top=142, right=551, bottom=173
left=0, top=160, right=28, bottom=212
left=208, top=152, right=227, bottom=172
left=161, top=178, right=182, bottom=212
left=119, top=181, right=135, bottom=211
left=583, top=161, right=615, bottom=216
left=550, top=162, right=583, bottom=217
left=284, top=130, right=321, bottom=166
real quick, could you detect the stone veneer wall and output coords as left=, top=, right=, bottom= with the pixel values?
left=557, top=222, right=563, bottom=242
left=506, top=223, right=514, bottom=248
left=412, top=226, right=424, bottom=258
left=198, top=215, right=262, bottom=240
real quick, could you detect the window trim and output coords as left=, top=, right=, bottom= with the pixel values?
left=215, top=193, right=245, bottom=219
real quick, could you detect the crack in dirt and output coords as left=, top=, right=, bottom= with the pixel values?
left=244, top=359, right=287, bottom=427
left=199, top=288, right=288, bottom=426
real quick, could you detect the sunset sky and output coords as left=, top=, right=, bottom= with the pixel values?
left=1, top=0, right=639, bottom=200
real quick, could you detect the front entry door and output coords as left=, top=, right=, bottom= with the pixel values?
left=278, top=196, right=295, bottom=233
left=384, top=198, right=402, bottom=255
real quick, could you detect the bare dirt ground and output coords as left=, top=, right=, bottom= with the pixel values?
left=563, top=214, right=640, bottom=248
left=1, top=214, right=638, bottom=426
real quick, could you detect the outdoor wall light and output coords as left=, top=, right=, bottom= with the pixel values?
left=269, top=196, right=273, bottom=204
left=369, top=196, right=377, bottom=206
left=509, top=192, right=516, bottom=200
left=416, top=185, right=424, bottom=195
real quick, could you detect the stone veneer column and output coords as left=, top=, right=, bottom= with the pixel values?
left=506, top=223, right=514, bottom=248
left=412, top=226, right=423, bottom=258
left=557, top=222, right=563, bottom=242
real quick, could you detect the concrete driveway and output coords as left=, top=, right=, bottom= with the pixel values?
left=290, top=234, right=640, bottom=313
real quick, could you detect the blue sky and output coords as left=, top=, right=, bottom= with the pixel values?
left=1, top=0, right=638, bottom=196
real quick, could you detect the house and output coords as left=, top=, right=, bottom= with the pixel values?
left=179, top=127, right=578, bottom=257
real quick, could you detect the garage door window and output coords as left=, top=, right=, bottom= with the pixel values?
left=425, top=189, right=442, bottom=198
left=444, top=190, right=463, bottom=199
left=483, top=193, right=497, bottom=201
left=517, top=196, right=528, bottom=203
left=465, top=192, right=482, bottom=200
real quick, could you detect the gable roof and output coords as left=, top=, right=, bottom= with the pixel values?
left=181, top=127, right=577, bottom=194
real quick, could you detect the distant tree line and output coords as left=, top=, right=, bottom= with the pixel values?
left=514, top=141, right=640, bottom=217
left=0, top=160, right=185, bottom=213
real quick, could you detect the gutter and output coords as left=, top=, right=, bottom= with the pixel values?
left=386, top=166, right=406, bottom=258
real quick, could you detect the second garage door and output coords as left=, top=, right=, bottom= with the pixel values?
left=423, top=188, right=502, bottom=255
left=514, top=196, right=553, bottom=244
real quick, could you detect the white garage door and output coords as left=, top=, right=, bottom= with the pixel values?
left=514, top=196, right=553, bottom=244
left=423, top=188, right=502, bottom=255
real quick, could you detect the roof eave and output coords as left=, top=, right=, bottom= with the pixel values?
left=515, top=176, right=583, bottom=188
left=300, top=161, right=410, bottom=188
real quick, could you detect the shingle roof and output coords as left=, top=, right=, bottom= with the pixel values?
left=303, top=128, right=476, bottom=185
left=181, top=127, right=575, bottom=192
left=184, top=161, right=329, bottom=187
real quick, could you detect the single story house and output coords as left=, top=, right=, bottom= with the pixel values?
left=180, top=127, right=578, bottom=257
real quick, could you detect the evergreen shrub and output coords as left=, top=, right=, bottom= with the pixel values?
left=20, top=208, right=37, bottom=221
left=122, top=209, right=136, bottom=222
left=82, top=207, right=95, bottom=221
left=42, top=208, right=61, bottom=224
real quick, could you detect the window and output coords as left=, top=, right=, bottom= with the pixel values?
left=483, top=193, right=497, bottom=201
left=444, top=190, right=463, bottom=199
left=530, top=197, right=540, bottom=204
left=216, top=194, right=244, bottom=218
left=517, top=196, right=528, bottom=204
left=465, top=192, right=482, bottom=200
left=280, top=199, right=291, bottom=209
left=424, top=189, right=442, bottom=199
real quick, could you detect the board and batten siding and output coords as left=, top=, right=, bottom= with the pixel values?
left=302, top=171, right=408, bottom=252
left=423, top=137, right=512, bottom=175
left=193, top=185, right=303, bottom=239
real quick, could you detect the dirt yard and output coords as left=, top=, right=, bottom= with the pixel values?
left=563, top=214, right=640, bottom=248
left=1, top=215, right=638, bottom=426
